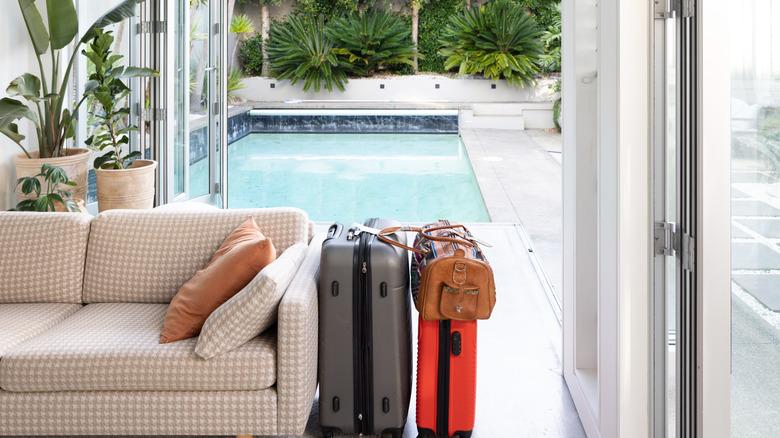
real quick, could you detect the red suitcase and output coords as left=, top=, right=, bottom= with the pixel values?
left=416, top=317, right=477, bottom=438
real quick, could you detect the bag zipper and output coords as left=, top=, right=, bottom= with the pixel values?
left=353, top=220, right=375, bottom=434
left=437, top=320, right=452, bottom=437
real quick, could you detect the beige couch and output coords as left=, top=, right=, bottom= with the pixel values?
left=0, top=208, right=319, bottom=436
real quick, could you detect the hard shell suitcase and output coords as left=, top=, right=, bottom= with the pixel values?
left=318, top=219, right=412, bottom=438
left=416, top=317, right=478, bottom=438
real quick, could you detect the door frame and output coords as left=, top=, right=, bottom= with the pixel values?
left=561, top=0, right=652, bottom=436
left=695, top=0, right=731, bottom=436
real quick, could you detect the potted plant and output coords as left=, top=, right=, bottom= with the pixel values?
left=12, top=164, right=83, bottom=212
left=0, top=0, right=144, bottom=204
left=82, top=29, right=157, bottom=212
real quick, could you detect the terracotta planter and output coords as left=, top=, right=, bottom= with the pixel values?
left=15, top=148, right=91, bottom=203
left=95, top=160, right=157, bottom=212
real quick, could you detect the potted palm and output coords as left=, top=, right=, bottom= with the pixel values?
left=82, top=29, right=157, bottom=212
left=0, top=0, right=144, bottom=203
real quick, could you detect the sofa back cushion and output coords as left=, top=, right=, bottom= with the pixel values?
left=83, top=208, right=309, bottom=303
left=0, top=212, right=92, bottom=304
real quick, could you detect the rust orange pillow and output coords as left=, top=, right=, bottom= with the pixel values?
left=160, top=217, right=277, bottom=343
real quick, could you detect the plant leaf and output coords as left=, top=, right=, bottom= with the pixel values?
left=17, top=0, right=50, bottom=55
left=0, top=123, right=26, bottom=145
left=118, top=67, right=158, bottom=78
left=45, top=0, right=78, bottom=50
left=81, top=0, right=144, bottom=44
left=7, top=73, right=42, bottom=102
left=0, top=98, right=37, bottom=129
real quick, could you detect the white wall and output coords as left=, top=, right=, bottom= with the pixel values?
left=237, top=75, right=559, bottom=104
left=0, top=7, right=39, bottom=209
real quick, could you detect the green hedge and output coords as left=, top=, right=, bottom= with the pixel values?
left=238, top=33, right=264, bottom=76
left=418, top=0, right=464, bottom=73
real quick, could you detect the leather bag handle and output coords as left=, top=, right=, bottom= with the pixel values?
left=376, top=224, right=476, bottom=255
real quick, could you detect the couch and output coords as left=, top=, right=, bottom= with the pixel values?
left=0, top=208, right=320, bottom=436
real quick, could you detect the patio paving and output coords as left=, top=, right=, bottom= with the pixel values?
left=460, top=128, right=563, bottom=307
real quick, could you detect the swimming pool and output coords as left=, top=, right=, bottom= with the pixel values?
left=191, top=133, right=490, bottom=223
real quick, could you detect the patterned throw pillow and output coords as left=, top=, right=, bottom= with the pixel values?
left=195, top=243, right=308, bottom=359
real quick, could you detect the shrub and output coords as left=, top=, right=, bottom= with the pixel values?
left=327, top=10, right=416, bottom=77
left=239, top=33, right=264, bottom=76
left=439, top=0, right=544, bottom=86
left=293, top=0, right=359, bottom=19
left=417, top=0, right=463, bottom=73
left=514, top=0, right=561, bottom=73
left=267, top=16, right=350, bottom=91
left=539, top=15, right=561, bottom=73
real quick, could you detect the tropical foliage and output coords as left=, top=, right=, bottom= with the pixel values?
left=239, top=33, right=265, bottom=76
left=0, top=0, right=143, bottom=159
left=227, top=69, right=247, bottom=103
left=230, top=13, right=256, bottom=67
left=267, top=16, right=350, bottom=91
left=328, top=10, right=416, bottom=77
left=82, top=29, right=157, bottom=170
left=12, top=164, right=79, bottom=212
left=439, top=0, right=544, bottom=86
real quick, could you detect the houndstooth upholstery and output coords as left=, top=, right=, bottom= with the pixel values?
left=196, top=243, right=308, bottom=359
left=0, top=304, right=82, bottom=356
left=277, top=235, right=322, bottom=435
left=83, top=208, right=309, bottom=303
left=0, top=303, right=277, bottom=392
left=0, top=212, right=91, bottom=303
left=0, top=389, right=278, bottom=435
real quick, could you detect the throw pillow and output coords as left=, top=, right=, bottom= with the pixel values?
left=160, top=217, right=276, bottom=343
left=195, top=242, right=308, bottom=359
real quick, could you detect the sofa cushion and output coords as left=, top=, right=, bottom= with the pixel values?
left=195, top=243, right=308, bottom=359
left=0, top=212, right=91, bottom=303
left=83, top=208, right=309, bottom=303
left=0, top=303, right=276, bottom=392
left=0, top=304, right=82, bottom=357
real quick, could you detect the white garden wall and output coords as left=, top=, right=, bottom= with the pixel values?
left=236, top=75, right=559, bottom=130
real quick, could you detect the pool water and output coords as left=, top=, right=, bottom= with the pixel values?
left=191, top=133, right=490, bottom=223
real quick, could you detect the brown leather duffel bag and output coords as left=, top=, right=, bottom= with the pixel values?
left=377, top=220, right=496, bottom=321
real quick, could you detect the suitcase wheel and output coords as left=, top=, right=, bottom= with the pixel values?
left=321, top=427, right=339, bottom=438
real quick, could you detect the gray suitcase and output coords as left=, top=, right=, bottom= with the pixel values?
left=319, top=218, right=412, bottom=438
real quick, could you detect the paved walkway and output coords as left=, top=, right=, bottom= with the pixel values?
left=460, top=129, right=563, bottom=306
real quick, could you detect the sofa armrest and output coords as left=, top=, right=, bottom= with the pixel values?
left=277, top=234, right=322, bottom=435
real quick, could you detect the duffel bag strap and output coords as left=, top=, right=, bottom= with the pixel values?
left=376, top=226, right=426, bottom=254
left=376, top=225, right=478, bottom=254
left=419, top=224, right=478, bottom=248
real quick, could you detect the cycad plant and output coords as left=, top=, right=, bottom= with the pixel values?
left=439, top=0, right=544, bottom=87
left=267, top=16, right=350, bottom=92
left=327, top=9, right=416, bottom=77
left=0, top=0, right=144, bottom=159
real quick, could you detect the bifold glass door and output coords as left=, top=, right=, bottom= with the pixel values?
left=729, top=1, right=780, bottom=436
left=652, top=1, right=698, bottom=436
left=164, top=0, right=227, bottom=206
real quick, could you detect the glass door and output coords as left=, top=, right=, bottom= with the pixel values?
left=729, top=1, right=780, bottom=436
left=164, top=0, right=226, bottom=206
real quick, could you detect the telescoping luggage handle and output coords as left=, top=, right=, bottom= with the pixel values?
left=375, top=224, right=482, bottom=255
